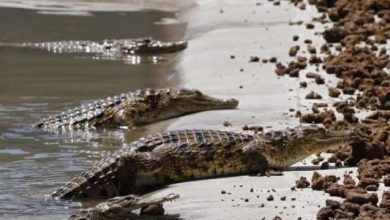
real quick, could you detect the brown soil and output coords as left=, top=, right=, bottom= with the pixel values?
left=283, top=0, right=390, bottom=218
left=311, top=172, right=338, bottom=191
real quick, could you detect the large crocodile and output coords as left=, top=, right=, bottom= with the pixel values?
left=36, top=88, right=238, bottom=131
left=52, top=126, right=353, bottom=200
left=2, top=37, right=187, bottom=56
left=69, top=193, right=179, bottom=220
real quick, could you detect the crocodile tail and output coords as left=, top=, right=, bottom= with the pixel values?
left=52, top=151, right=128, bottom=200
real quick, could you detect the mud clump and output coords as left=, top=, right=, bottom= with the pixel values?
left=311, top=172, right=338, bottom=191
left=343, top=174, right=356, bottom=186
left=300, top=109, right=335, bottom=124
left=328, top=87, right=341, bottom=98
left=266, top=195, right=274, bottom=201
left=357, top=178, right=379, bottom=191
left=289, top=45, right=300, bottom=57
left=323, top=27, right=348, bottom=43
left=242, top=125, right=264, bottom=133
left=295, top=176, right=310, bottom=188
left=358, top=157, right=390, bottom=179
left=249, top=56, right=260, bottom=62
left=282, top=0, right=390, bottom=217
left=305, top=91, right=322, bottom=99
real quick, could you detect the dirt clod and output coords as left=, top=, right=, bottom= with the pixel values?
left=296, top=176, right=310, bottom=188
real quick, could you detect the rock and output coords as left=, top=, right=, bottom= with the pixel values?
left=300, top=110, right=335, bottom=124
left=295, top=176, right=310, bottom=188
left=311, top=158, right=320, bottom=165
left=345, top=191, right=378, bottom=205
left=269, top=57, right=277, bottom=63
left=305, top=91, right=322, bottom=99
left=365, top=184, right=378, bottom=191
left=306, top=72, right=320, bottom=79
left=272, top=216, right=282, bottom=220
left=317, top=207, right=335, bottom=220
left=323, top=27, right=348, bottom=43
left=340, top=201, right=360, bottom=216
left=311, top=172, right=337, bottom=191
left=328, top=87, right=341, bottom=98
left=308, top=45, right=317, bottom=54
left=249, top=56, right=260, bottom=62
left=343, top=175, right=356, bottom=186
left=289, top=45, right=300, bottom=56
left=358, top=178, right=379, bottom=189
left=315, top=77, right=325, bottom=85
left=266, top=195, right=274, bottom=201
left=223, top=121, right=232, bottom=127
left=325, top=199, right=340, bottom=209
left=306, top=23, right=315, bottom=29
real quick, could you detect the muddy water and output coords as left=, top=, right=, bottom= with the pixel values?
left=0, top=6, right=186, bottom=219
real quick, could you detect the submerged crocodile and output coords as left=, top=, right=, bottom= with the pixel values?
left=3, top=37, right=187, bottom=56
left=52, top=125, right=353, bottom=200
left=69, top=193, right=179, bottom=220
left=36, top=88, right=238, bottom=130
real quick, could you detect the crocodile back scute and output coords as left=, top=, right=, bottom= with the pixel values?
left=52, top=129, right=254, bottom=199
left=36, top=88, right=168, bottom=130
left=131, top=129, right=255, bottom=153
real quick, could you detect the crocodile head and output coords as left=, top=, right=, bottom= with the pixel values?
left=258, top=125, right=354, bottom=168
left=69, top=193, right=179, bottom=220
left=295, top=125, right=355, bottom=145
left=121, top=38, right=188, bottom=54
left=132, top=89, right=239, bottom=124
left=169, top=89, right=238, bottom=112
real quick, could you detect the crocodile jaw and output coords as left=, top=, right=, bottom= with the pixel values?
left=258, top=126, right=353, bottom=168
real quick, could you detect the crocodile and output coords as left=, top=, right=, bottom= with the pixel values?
left=36, top=88, right=239, bottom=130
left=69, top=193, right=179, bottom=220
left=2, top=37, right=187, bottom=56
left=52, top=125, right=353, bottom=200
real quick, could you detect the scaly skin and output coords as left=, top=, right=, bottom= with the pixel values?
left=36, top=88, right=239, bottom=130
left=52, top=126, right=353, bottom=200
left=3, top=37, right=187, bottom=55
left=69, top=193, right=179, bottom=220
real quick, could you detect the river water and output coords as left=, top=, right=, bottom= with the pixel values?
left=0, top=4, right=187, bottom=219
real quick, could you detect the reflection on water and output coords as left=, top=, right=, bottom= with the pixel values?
left=0, top=6, right=185, bottom=218
left=2, top=37, right=187, bottom=65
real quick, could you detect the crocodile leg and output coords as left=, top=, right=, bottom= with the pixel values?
left=241, top=144, right=270, bottom=176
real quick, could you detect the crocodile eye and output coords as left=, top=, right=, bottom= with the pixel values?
left=264, top=132, right=273, bottom=139
left=143, top=39, right=151, bottom=44
left=194, top=90, right=202, bottom=96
